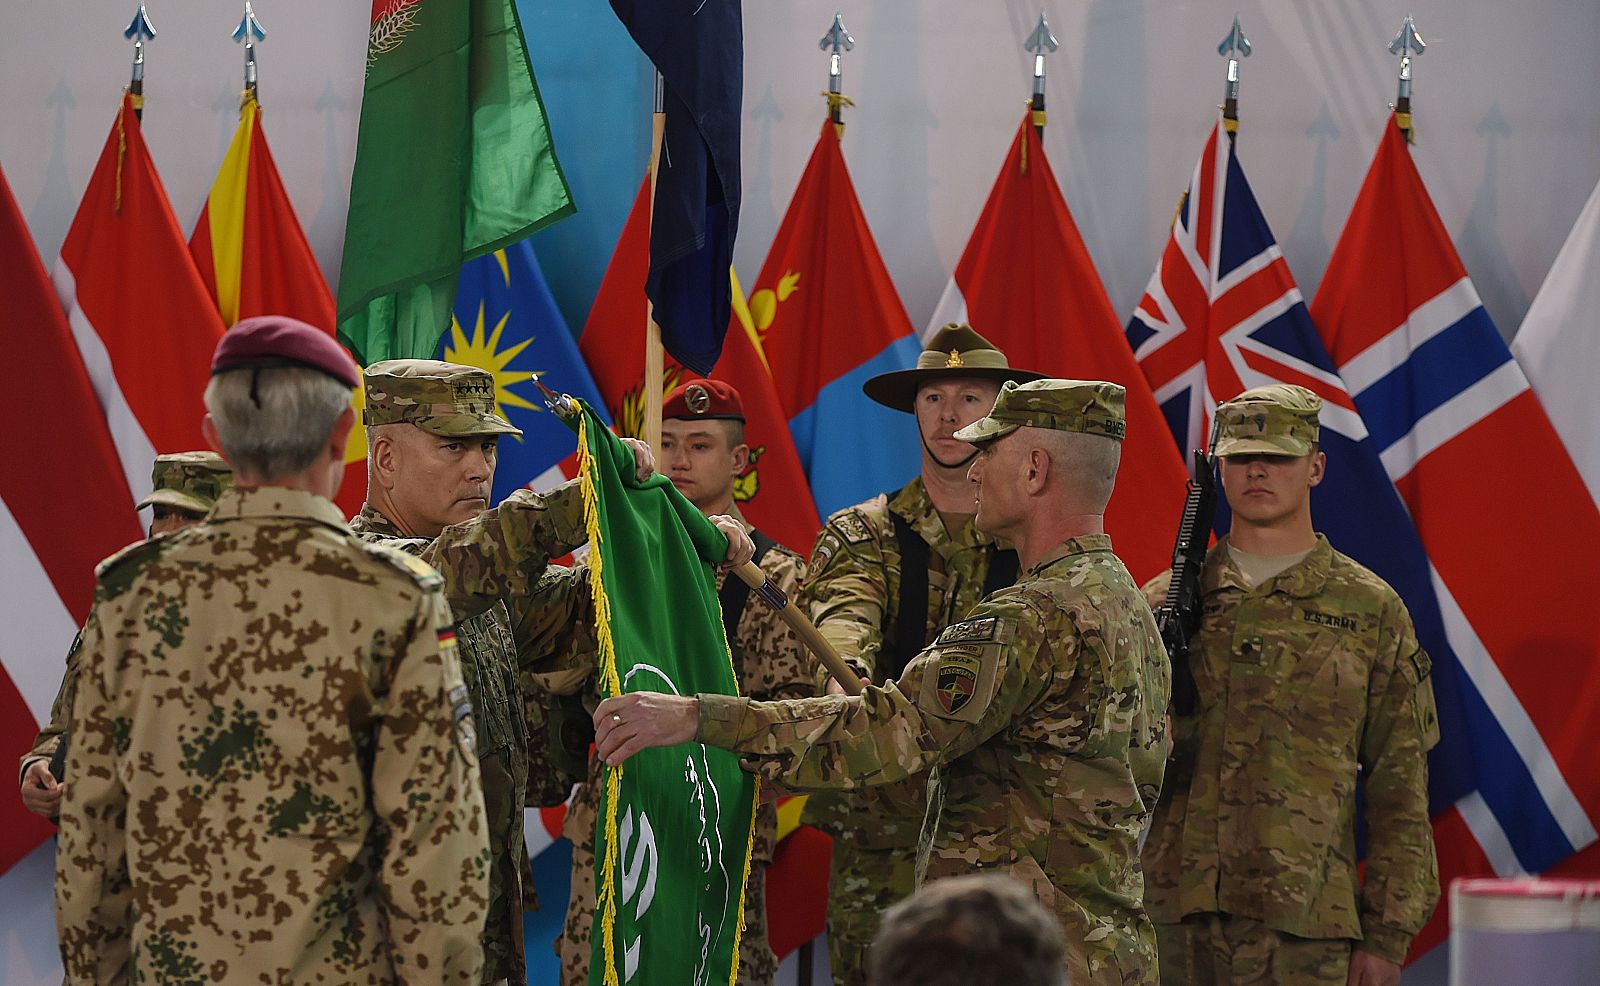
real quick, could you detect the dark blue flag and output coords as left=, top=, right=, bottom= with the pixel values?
left=442, top=239, right=611, bottom=504
left=609, top=0, right=742, bottom=375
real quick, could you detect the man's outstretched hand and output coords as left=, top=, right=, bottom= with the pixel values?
left=594, top=693, right=700, bottom=766
left=708, top=515, right=755, bottom=569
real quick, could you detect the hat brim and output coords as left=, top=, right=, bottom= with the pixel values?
left=861, top=367, right=1047, bottom=413
left=1214, top=435, right=1313, bottom=457
left=415, top=413, right=524, bottom=439
left=951, top=417, right=1022, bottom=444
left=136, top=490, right=214, bottom=514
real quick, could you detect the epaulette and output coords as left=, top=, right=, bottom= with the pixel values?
left=360, top=540, right=444, bottom=590
left=93, top=534, right=172, bottom=600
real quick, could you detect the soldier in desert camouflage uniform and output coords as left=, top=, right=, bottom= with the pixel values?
left=55, top=316, right=490, bottom=984
left=593, top=379, right=1171, bottom=986
left=1141, top=384, right=1440, bottom=986
left=558, top=378, right=813, bottom=986
left=801, top=324, right=1042, bottom=985
left=19, top=452, right=232, bottom=819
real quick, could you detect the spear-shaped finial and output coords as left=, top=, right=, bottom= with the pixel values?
left=1217, top=15, right=1251, bottom=136
left=234, top=1, right=267, bottom=97
left=818, top=13, right=855, bottom=134
left=1024, top=12, right=1059, bottom=136
left=1388, top=14, right=1425, bottom=141
left=124, top=1, right=157, bottom=110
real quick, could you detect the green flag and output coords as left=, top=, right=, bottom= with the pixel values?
left=337, top=0, right=575, bottom=364
left=567, top=399, right=756, bottom=986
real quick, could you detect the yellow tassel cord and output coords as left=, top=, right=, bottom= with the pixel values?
left=579, top=415, right=625, bottom=986
left=709, top=565, right=758, bottom=986
left=821, top=91, right=855, bottom=140
left=1396, top=111, right=1416, bottom=145
left=1222, top=116, right=1240, bottom=135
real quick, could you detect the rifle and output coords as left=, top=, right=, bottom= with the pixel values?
left=1155, top=446, right=1218, bottom=716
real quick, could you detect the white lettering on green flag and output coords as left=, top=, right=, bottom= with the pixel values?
left=571, top=402, right=756, bottom=986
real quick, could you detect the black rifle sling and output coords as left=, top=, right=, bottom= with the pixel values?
left=888, top=510, right=932, bottom=682
left=982, top=547, right=1020, bottom=597
left=719, top=529, right=778, bottom=659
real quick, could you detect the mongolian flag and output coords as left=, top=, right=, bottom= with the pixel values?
left=0, top=161, right=141, bottom=985
left=751, top=120, right=921, bottom=518
left=1310, top=114, right=1600, bottom=953
left=54, top=92, right=225, bottom=506
left=926, top=114, right=1187, bottom=583
left=565, top=398, right=756, bottom=986
left=608, top=0, right=743, bottom=374
left=580, top=178, right=820, bottom=554
left=338, top=0, right=574, bottom=366
left=189, top=90, right=365, bottom=516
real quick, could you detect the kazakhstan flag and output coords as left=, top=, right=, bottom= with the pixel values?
left=442, top=238, right=611, bottom=504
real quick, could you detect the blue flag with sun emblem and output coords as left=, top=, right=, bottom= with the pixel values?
left=443, top=238, right=612, bottom=504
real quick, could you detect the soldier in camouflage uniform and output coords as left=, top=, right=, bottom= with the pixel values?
left=20, top=452, right=232, bottom=819
left=801, top=324, right=1042, bottom=985
left=353, top=361, right=754, bottom=984
left=1141, top=385, right=1440, bottom=986
left=593, top=379, right=1172, bottom=986
left=55, top=316, right=490, bottom=983
left=558, top=379, right=814, bottom=986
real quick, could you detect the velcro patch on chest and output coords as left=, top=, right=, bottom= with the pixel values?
left=1298, top=608, right=1358, bottom=633
left=831, top=510, right=874, bottom=545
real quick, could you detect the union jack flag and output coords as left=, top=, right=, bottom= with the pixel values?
left=1126, top=116, right=1496, bottom=958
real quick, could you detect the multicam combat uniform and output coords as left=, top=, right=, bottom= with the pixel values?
left=55, top=487, right=489, bottom=984
left=800, top=477, right=1018, bottom=983
left=699, top=534, right=1170, bottom=986
left=558, top=510, right=813, bottom=986
left=1142, top=536, right=1441, bottom=981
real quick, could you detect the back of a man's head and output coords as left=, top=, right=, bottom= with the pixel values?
left=868, top=875, right=1068, bottom=986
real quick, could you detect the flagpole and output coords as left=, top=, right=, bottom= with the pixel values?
left=235, top=1, right=266, bottom=101
left=1024, top=12, right=1059, bottom=140
left=1217, top=16, right=1252, bottom=141
left=124, top=1, right=157, bottom=120
left=1389, top=15, right=1426, bottom=143
left=819, top=13, right=854, bottom=138
left=643, top=71, right=666, bottom=455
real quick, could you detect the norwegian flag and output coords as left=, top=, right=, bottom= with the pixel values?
left=1311, top=116, right=1600, bottom=949
left=1125, top=116, right=1490, bottom=960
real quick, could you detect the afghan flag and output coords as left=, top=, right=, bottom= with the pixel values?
left=566, top=398, right=756, bottom=986
left=337, top=0, right=574, bottom=366
left=190, top=91, right=366, bottom=516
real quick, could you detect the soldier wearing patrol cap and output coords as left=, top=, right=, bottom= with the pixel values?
left=1140, top=384, right=1440, bottom=986
left=592, top=377, right=1172, bottom=986
left=799, top=323, right=1043, bottom=985
left=352, top=359, right=754, bottom=984
left=556, top=377, right=812, bottom=985
left=56, top=315, right=491, bottom=983
left=18, top=452, right=234, bottom=819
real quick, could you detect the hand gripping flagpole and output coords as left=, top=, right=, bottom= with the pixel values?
left=1024, top=12, right=1059, bottom=138
left=819, top=13, right=855, bottom=137
left=1389, top=14, right=1426, bottom=143
left=234, top=1, right=267, bottom=101
left=124, top=1, right=157, bottom=119
left=537, top=381, right=864, bottom=696
left=1217, top=15, right=1252, bottom=139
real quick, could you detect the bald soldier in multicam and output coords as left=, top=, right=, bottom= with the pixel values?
left=19, top=452, right=233, bottom=820
left=1141, top=385, right=1440, bottom=986
left=593, top=378, right=1172, bottom=986
left=801, top=323, right=1043, bottom=985
left=55, top=315, right=489, bottom=983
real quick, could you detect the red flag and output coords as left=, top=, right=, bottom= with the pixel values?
left=930, top=116, right=1188, bottom=582
left=55, top=93, right=225, bottom=506
left=580, top=178, right=821, bottom=554
left=0, top=160, right=140, bottom=902
left=189, top=93, right=365, bottom=516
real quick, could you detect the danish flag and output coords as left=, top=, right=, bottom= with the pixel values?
left=1126, top=116, right=1522, bottom=960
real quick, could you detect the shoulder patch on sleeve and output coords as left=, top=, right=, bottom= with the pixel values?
left=830, top=509, right=875, bottom=545
left=935, top=616, right=1014, bottom=646
left=448, top=682, right=477, bottom=759
left=361, top=540, right=444, bottom=590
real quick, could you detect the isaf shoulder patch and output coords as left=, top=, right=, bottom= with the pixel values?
left=921, top=617, right=1013, bottom=724
left=936, top=616, right=1011, bottom=646
left=830, top=509, right=875, bottom=545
